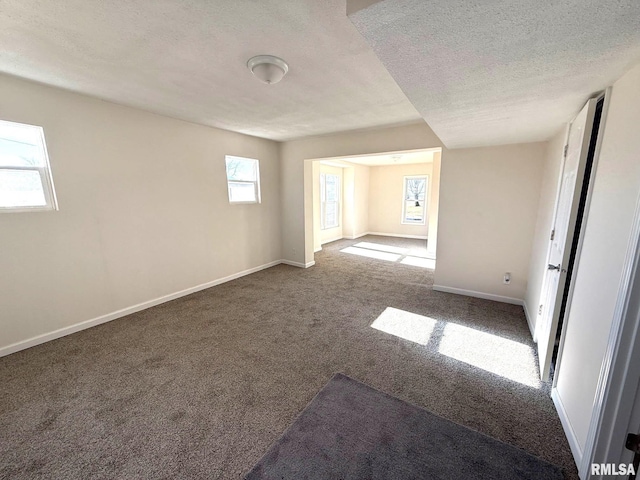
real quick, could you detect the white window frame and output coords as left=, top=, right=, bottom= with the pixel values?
left=0, top=119, right=58, bottom=213
left=224, top=155, right=261, bottom=204
left=320, top=172, right=340, bottom=230
left=401, top=175, right=428, bottom=225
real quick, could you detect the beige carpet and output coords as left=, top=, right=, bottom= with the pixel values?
left=0, top=235, right=578, bottom=479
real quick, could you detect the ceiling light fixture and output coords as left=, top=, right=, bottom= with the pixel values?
left=247, top=55, right=289, bottom=85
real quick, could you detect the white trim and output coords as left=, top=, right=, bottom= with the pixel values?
left=551, top=387, right=584, bottom=467
left=432, top=285, right=523, bottom=306
left=314, top=246, right=322, bottom=253
left=522, top=300, right=536, bottom=339
left=343, top=232, right=369, bottom=240
left=317, top=232, right=430, bottom=242
left=0, top=204, right=57, bottom=214
left=368, top=232, right=428, bottom=240
left=320, top=235, right=343, bottom=245
left=0, top=259, right=282, bottom=358
left=281, top=260, right=315, bottom=269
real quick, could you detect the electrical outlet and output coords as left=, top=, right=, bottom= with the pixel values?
left=503, top=272, right=511, bottom=285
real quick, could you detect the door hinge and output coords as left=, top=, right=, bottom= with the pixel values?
left=550, top=229, right=555, bottom=241
left=563, top=145, right=568, bottom=158
left=538, top=304, right=543, bottom=315
left=627, top=433, right=640, bottom=453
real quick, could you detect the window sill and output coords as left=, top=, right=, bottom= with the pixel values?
left=0, top=206, right=57, bottom=214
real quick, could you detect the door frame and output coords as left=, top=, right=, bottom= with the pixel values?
left=537, top=93, right=604, bottom=381
left=545, top=89, right=609, bottom=470
left=551, top=88, right=610, bottom=383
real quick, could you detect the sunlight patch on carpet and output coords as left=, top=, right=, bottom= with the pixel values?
left=341, top=242, right=435, bottom=269
left=340, top=246, right=401, bottom=262
left=371, top=307, right=541, bottom=388
left=371, top=307, right=437, bottom=345
left=438, top=323, right=541, bottom=388
left=353, top=241, right=408, bottom=255
left=400, top=256, right=436, bottom=269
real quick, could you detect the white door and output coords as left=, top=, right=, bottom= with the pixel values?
left=536, top=98, right=598, bottom=381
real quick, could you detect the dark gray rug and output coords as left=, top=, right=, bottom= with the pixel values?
left=245, top=373, right=564, bottom=480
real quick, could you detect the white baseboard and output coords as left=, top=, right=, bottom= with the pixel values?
left=522, top=300, right=537, bottom=340
left=0, top=259, right=283, bottom=358
left=321, top=235, right=343, bottom=245
left=368, top=231, right=428, bottom=240
left=432, top=285, right=523, bottom=306
left=551, top=387, right=583, bottom=468
left=314, top=246, right=322, bottom=252
left=280, top=259, right=315, bottom=269
left=344, top=232, right=369, bottom=240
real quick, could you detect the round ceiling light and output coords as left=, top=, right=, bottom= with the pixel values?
left=247, top=55, right=289, bottom=85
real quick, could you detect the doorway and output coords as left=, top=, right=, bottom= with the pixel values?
left=306, top=148, right=442, bottom=265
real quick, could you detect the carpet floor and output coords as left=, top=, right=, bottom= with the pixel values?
left=0, top=235, right=578, bottom=479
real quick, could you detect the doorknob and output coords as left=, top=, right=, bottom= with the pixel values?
left=548, top=263, right=561, bottom=271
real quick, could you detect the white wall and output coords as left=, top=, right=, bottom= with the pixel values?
left=342, top=163, right=370, bottom=239
left=554, top=62, right=640, bottom=458
left=524, top=129, right=567, bottom=333
left=0, top=74, right=281, bottom=353
left=435, top=143, right=547, bottom=301
left=368, top=162, right=432, bottom=238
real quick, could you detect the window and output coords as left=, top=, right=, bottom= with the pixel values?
left=225, top=156, right=260, bottom=204
left=402, top=175, right=428, bottom=225
left=320, top=173, right=340, bottom=229
left=0, top=120, right=57, bottom=212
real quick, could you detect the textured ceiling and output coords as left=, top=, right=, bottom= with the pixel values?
left=0, top=0, right=421, bottom=141
left=348, top=0, right=640, bottom=148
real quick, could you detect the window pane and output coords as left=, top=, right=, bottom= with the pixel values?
left=228, top=182, right=256, bottom=202
left=324, top=201, right=338, bottom=228
left=404, top=178, right=426, bottom=202
left=325, top=174, right=339, bottom=202
left=403, top=176, right=427, bottom=224
left=0, top=169, right=46, bottom=207
left=226, top=156, right=257, bottom=182
left=404, top=201, right=424, bottom=222
left=0, top=121, right=46, bottom=167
